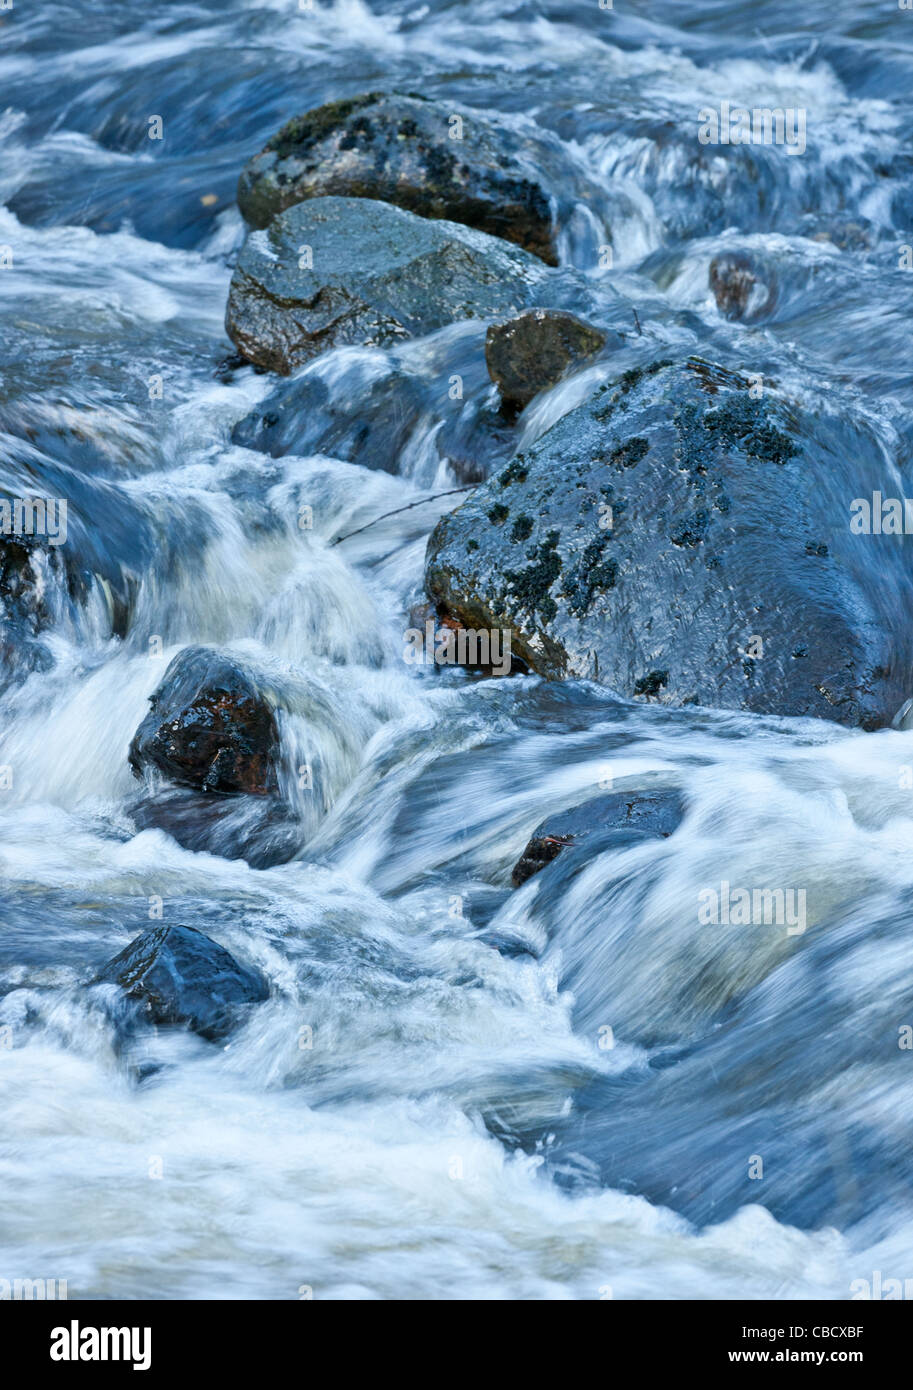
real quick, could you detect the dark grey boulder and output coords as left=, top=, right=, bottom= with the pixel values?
left=237, top=92, right=558, bottom=265
left=129, top=646, right=281, bottom=796
left=425, top=356, right=911, bottom=727
left=485, top=308, right=607, bottom=409
left=225, top=196, right=546, bottom=375
left=94, top=925, right=269, bottom=1041
left=512, top=788, right=684, bottom=886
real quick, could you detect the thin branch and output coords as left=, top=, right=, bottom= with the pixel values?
left=330, top=485, right=476, bottom=546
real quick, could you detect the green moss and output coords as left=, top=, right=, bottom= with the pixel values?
left=488, top=503, right=509, bottom=525
left=499, top=456, right=529, bottom=488
left=504, top=529, right=561, bottom=623
left=510, top=514, right=534, bottom=543
left=670, top=509, right=710, bottom=547
left=702, top=394, right=798, bottom=466
left=634, top=670, right=668, bottom=696
left=563, top=535, right=617, bottom=616
left=609, top=436, right=650, bottom=468
left=268, top=94, right=381, bottom=158
left=593, top=359, right=672, bottom=422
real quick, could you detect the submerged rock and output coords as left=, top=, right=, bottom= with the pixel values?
left=237, top=92, right=558, bottom=264
left=231, top=361, right=430, bottom=472
left=485, top=308, right=607, bottom=409
left=129, top=646, right=281, bottom=796
left=425, top=356, right=910, bottom=726
left=129, top=788, right=300, bottom=869
left=709, top=252, right=776, bottom=322
left=95, top=925, right=269, bottom=1041
left=226, top=196, right=545, bottom=375
left=512, top=787, right=684, bottom=885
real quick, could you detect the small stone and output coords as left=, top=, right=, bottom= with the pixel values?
left=485, top=308, right=607, bottom=409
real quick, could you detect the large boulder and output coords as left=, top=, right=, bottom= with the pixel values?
left=94, top=925, right=269, bottom=1042
left=236, top=92, right=558, bottom=265
left=425, top=357, right=911, bottom=727
left=512, top=787, right=684, bottom=886
left=485, top=308, right=607, bottom=409
left=129, top=646, right=281, bottom=796
left=225, top=196, right=546, bottom=375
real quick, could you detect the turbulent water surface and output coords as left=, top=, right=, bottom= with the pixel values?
left=2, top=0, right=913, bottom=1299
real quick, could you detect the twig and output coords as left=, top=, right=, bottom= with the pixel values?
left=330, top=485, right=476, bottom=545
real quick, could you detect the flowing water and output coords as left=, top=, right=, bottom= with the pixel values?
left=2, top=0, right=913, bottom=1299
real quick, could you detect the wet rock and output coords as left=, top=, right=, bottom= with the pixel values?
left=94, top=925, right=269, bottom=1042
left=232, top=330, right=527, bottom=485
left=434, top=400, right=518, bottom=485
left=0, top=533, right=58, bottom=681
left=485, top=308, right=607, bottom=409
left=129, top=646, right=281, bottom=796
left=232, top=361, right=429, bottom=472
left=406, top=599, right=529, bottom=678
left=512, top=787, right=684, bottom=885
left=425, top=356, right=910, bottom=726
left=129, top=788, right=300, bottom=869
left=226, top=196, right=546, bottom=375
left=237, top=92, right=558, bottom=265
left=709, top=252, right=776, bottom=322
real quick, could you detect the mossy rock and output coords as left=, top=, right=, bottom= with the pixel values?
left=425, top=357, right=910, bottom=727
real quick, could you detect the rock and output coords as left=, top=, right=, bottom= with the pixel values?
left=406, top=599, right=530, bottom=678
left=231, top=328, right=527, bottom=485
left=485, top=308, right=606, bottom=409
left=434, top=400, right=519, bottom=485
left=236, top=92, right=558, bottom=265
left=512, top=787, right=684, bottom=885
left=232, top=360, right=429, bottom=471
left=129, top=646, right=281, bottom=796
left=0, top=534, right=58, bottom=681
left=128, top=788, right=300, bottom=869
left=94, top=925, right=269, bottom=1041
left=425, top=356, right=910, bottom=727
left=226, top=196, right=546, bottom=375
left=709, top=252, right=776, bottom=322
